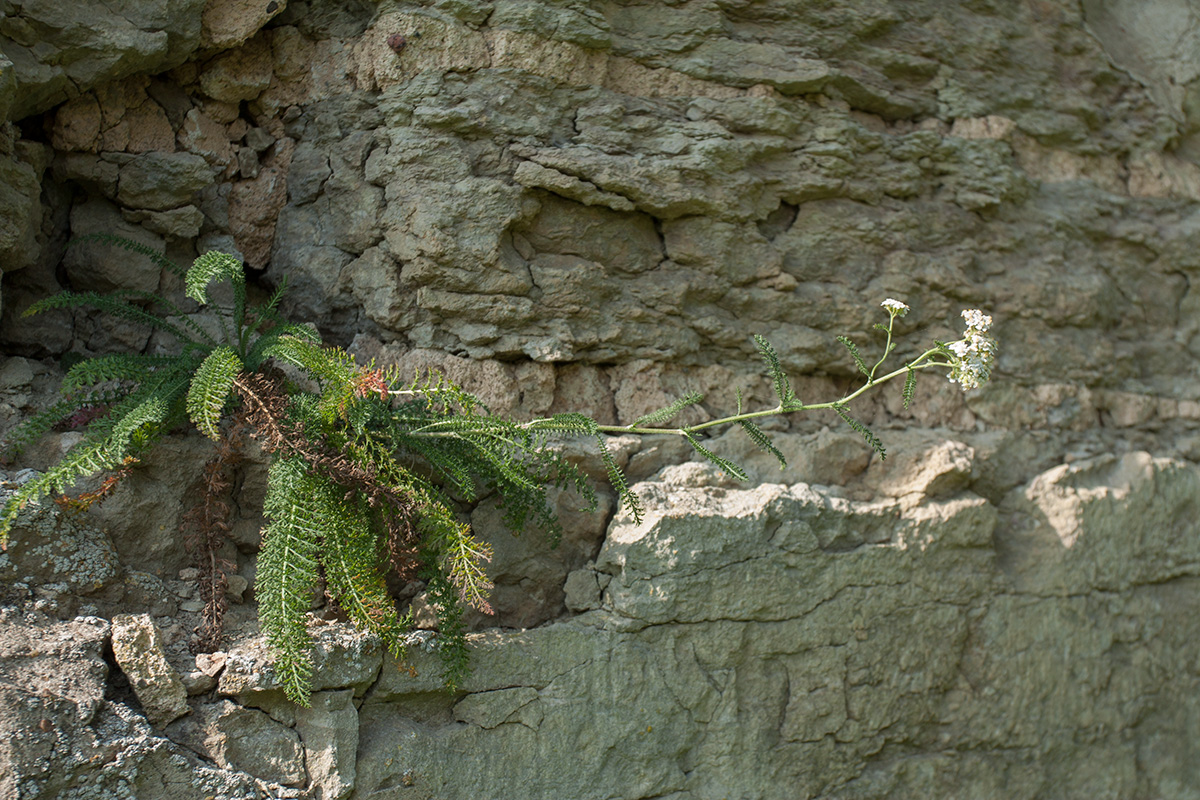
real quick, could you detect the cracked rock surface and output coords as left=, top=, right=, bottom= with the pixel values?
left=3, top=0, right=1200, bottom=797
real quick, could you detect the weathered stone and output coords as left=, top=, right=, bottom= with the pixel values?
left=359, top=455, right=1200, bottom=798
left=0, top=492, right=122, bottom=603
left=202, top=0, right=289, bottom=49
left=110, top=614, right=190, bottom=728
left=49, top=94, right=104, bottom=152
left=0, top=611, right=110, bottom=723
left=1, top=0, right=206, bottom=121
left=295, top=689, right=357, bottom=800
left=7, top=1, right=1200, bottom=796
left=199, top=35, right=274, bottom=103
left=90, top=435, right=219, bottom=578
left=122, top=204, right=205, bottom=239
left=0, top=143, right=44, bottom=274
left=54, top=152, right=120, bottom=195
left=468, top=484, right=612, bottom=628
left=230, top=166, right=288, bottom=267
left=218, top=622, right=382, bottom=698
left=0, top=610, right=259, bottom=799
left=178, top=107, right=236, bottom=169
left=117, top=151, right=214, bottom=211
left=165, top=699, right=306, bottom=786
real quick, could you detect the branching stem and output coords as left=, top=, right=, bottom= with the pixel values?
left=592, top=349, right=949, bottom=438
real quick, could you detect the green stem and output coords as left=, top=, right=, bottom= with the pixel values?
left=594, top=349, right=947, bottom=438
left=869, top=317, right=896, bottom=381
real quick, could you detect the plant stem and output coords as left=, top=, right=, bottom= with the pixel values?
left=594, top=349, right=949, bottom=437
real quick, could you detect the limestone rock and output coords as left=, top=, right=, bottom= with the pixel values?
left=0, top=610, right=257, bottom=799
left=90, top=435, right=222, bottom=578
left=166, top=700, right=306, bottom=786
left=110, top=613, right=189, bottom=728
left=358, top=457, right=1200, bottom=798
left=117, top=151, right=214, bottom=211
left=997, top=452, right=1200, bottom=594
left=1, top=0, right=205, bottom=122
left=0, top=143, right=45, bottom=274
left=218, top=622, right=382, bottom=699
left=0, top=610, right=110, bottom=724
left=62, top=196, right=166, bottom=293
left=0, top=489, right=122, bottom=605
left=202, top=0, right=289, bottom=49
left=295, top=689, right=358, bottom=800
left=198, top=35, right=274, bottom=103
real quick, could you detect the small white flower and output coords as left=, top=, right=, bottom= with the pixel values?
left=881, top=298, right=910, bottom=316
left=961, top=309, right=992, bottom=332
left=947, top=309, right=996, bottom=391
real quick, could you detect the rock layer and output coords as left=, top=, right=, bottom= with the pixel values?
left=2, top=0, right=1200, bottom=798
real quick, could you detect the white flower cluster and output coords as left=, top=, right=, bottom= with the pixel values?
left=881, top=298, right=910, bottom=316
left=947, top=309, right=996, bottom=391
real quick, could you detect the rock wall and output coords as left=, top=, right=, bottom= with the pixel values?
left=4, top=1, right=1200, bottom=798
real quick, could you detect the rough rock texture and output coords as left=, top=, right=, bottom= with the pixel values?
left=0, top=610, right=259, bottom=800
left=358, top=454, right=1200, bottom=799
left=110, top=613, right=191, bottom=728
left=3, top=0, right=1200, bottom=797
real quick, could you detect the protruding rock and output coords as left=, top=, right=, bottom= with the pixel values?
left=166, top=700, right=306, bottom=786
left=117, top=151, right=214, bottom=211
left=110, top=614, right=190, bottom=728
left=295, top=689, right=358, bottom=799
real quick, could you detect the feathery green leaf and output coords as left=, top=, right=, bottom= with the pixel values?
left=754, top=334, right=801, bottom=409
left=833, top=404, right=886, bottom=460
left=187, top=347, right=243, bottom=440
left=257, top=456, right=325, bottom=705
left=632, top=392, right=704, bottom=428
left=186, top=250, right=245, bottom=306
left=739, top=420, right=787, bottom=469
left=837, top=336, right=870, bottom=378
left=683, top=432, right=749, bottom=482
left=902, top=366, right=917, bottom=409
left=63, top=353, right=185, bottom=391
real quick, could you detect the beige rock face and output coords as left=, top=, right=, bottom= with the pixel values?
left=359, top=455, right=1200, bottom=798
left=3, top=0, right=1200, bottom=797
left=110, top=614, right=190, bottom=728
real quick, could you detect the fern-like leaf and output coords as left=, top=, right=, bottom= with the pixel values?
left=902, top=366, right=917, bottom=409
left=25, top=291, right=198, bottom=345
left=257, top=456, right=325, bottom=705
left=739, top=420, right=787, bottom=469
left=833, top=404, right=886, bottom=460
left=64, top=353, right=186, bottom=391
left=597, top=432, right=643, bottom=524
left=261, top=336, right=355, bottom=402
left=1, top=376, right=188, bottom=545
left=683, top=432, right=749, bottom=481
left=439, top=521, right=495, bottom=614
left=69, top=233, right=185, bottom=279
left=754, top=335, right=802, bottom=410
left=187, top=347, right=243, bottom=440
left=323, top=492, right=407, bottom=647
left=632, top=392, right=704, bottom=428
left=186, top=250, right=246, bottom=306
left=421, top=566, right=470, bottom=690
left=243, top=323, right=321, bottom=372
left=837, top=336, right=870, bottom=378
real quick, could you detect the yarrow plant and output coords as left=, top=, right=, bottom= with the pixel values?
left=946, top=309, right=996, bottom=390
left=0, top=241, right=997, bottom=704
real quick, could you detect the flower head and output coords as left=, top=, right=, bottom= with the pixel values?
left=881, top=298, right=910, bottom=317
left=947, top=309, right=996, bottom=391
